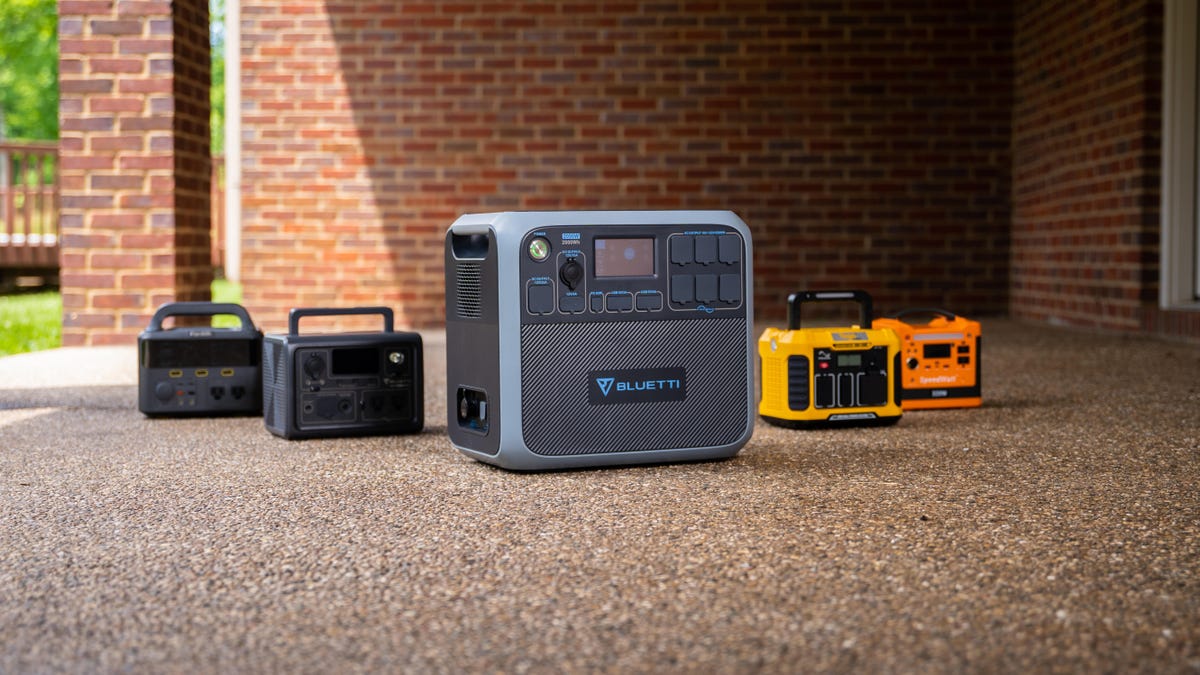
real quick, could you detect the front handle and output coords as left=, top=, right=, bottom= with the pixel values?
left=146, top=302, right=255, bottom=331
left=786, top=290, right=873, bottom=330
left=288, top=306, right=394, bottom=336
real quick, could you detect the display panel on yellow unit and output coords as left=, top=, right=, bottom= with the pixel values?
left=759, top=290, right=902, bottom=428
left=872, top=309, right=981, bottom=410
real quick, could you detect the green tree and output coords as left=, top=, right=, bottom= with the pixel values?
left=211, top=0, right=224, bottom=156
left=0, top=0, right=58, bottom=140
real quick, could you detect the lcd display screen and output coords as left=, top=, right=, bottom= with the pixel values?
left=332, top=347, right=378, bottom=375
left=923, top=344, right=952, bottom=359
left=595, top=238, right=654, bottom=277
left=837, top=354, right=862, bottom=368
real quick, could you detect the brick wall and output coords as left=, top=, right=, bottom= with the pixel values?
left=58, top=0, right=211, bottom=346
left=1011, top=0, right=1174, bottom=334
left=239, top=1, right=1013, bottom=331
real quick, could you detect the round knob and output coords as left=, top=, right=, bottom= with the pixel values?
left=154, top=381, right=174, bottom=402
left=304, top=355, right=326, bottom=380
left=559, top=259, right=584, bottom=290
left=906, top=357, right=919, bottom=370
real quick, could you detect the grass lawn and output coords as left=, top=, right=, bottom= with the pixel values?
left=0, top=291, right=62, bottom=357
left=0, top=279, right=244, bottom=356
left=210, top=279, right=244, bottom=327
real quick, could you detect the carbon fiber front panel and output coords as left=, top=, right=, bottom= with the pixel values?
left=520, top=317, right=749, bottom=456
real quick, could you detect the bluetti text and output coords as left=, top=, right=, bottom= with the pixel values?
left=596, top=377, right=683, bottom=397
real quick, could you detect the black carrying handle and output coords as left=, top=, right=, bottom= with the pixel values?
left=288, top=306, right=394, bottom=336
left=786, top=290, right=873, bottom=330
left=147, top=302, right=255, bottom=332
left=886, top=307, right=957, bottom=323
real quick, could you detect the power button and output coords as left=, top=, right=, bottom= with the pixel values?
left=528, top=237, right=551, bottom=261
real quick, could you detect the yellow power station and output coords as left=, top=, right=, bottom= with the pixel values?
left=759, top=290, right=902, bottom=428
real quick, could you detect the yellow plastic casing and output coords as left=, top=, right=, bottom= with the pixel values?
left=758, top=324, right=902, bottom=428
left=872, top=313, right=982, bottom=410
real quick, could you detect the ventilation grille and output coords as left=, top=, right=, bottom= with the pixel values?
left=456, top=263, right=483, bottom=319
left=262, top=340, right=288, bottom=430
left=787, top=355, right=810, bottom=411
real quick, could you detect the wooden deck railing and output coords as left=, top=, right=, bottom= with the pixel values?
left=1, top=143, right=228, bottom=278
left=211, top=156, right=224, bottom=269
left=0, top=140, right=59, bottom=269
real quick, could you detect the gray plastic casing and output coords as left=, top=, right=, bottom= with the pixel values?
left=444, top=210, right=755, bottom=470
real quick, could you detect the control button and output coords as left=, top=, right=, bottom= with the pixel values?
left=154, top=381, right=174, bottom=402
left=560, top=295, right=585, bottom=313
left=670, top=236, right=693, bottom=265
left=718, top=235, right=740, bottom=264
left=304, top=354, right=326, bottom=380
left=528, top=237, right=551, bottom=261
left=694, top=235, right=717, bottom=264
left=957, top=345, right=970, bottom=354
left=695, top=274, right=718, bottom=303
left=559, top=259, right=584, bottom=290
left=605, top=293, right=634, bottom=312
left=907, top=357, right=918, bottom=370
left=957, top=356, right=970, bottom=365
left=527, top=284, right=555, bottom=314
left=671, top=275, right=694, bottom=304
left=589, top=294, right=604, bottom=313
left=635, top=292, right=663, bottom=311
left=719, top=274, right=740, bottom=303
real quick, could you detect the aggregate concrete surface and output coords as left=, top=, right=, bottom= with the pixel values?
left=0, top=320, right=1197, bottom=673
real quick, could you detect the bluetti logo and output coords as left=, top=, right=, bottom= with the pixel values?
left=588, top=368, right=687, bottom=405
left=596, top=377, right=615, bottom=397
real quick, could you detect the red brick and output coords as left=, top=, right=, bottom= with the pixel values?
left=90, top=19, right=145, bottom=35
left=61, top=272, right=117, bottom=289
left=59, top=38, right=116, bottom=54
left=63, top=312, right=118, bottom=328
left=59, top=78, right=115, bottom=94
left=118, top=38, right=172, bottom=54
left=92, top=253, right=148, bottom=269
left=92, top=213, right=148, bottom=229
left=89, top=172, right=145, bottom=189
left=116, top=0, right=173, bottom=15
left=91, top=135, right=145, bottom=151
left=93, top=294, right=147, bottom=309
left=92, top=58, right=146, bottom=73
left=57, top=1, right=112, bottom=13
left=88, top=96, right=145, bottom=113
left=121, top=273, right=175, bottom=289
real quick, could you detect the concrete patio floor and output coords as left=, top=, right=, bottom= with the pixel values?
left=0, top=320, right=1197, bottom=672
